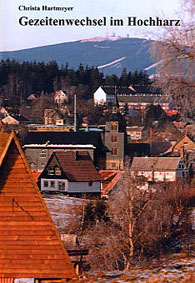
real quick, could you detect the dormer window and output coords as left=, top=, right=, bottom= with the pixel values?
left=55, top=167, right=61, bottom=176
left=48, top=167, right=54, bottom=175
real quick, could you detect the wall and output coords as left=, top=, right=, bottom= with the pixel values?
left=104, top=122, right=124, bottom=170
left=94, top=87, right=106, bottom=104
left=41, top=178, right=101, bottom=194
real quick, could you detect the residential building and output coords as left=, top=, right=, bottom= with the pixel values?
left=94, top=86, right=122, bottom=105
left=93, top=85, right=165, bottom=108
left=0, top=130, right=76, bottom=281
left=118, top=94, right=169, bottom=111
left=39, top=151, right=102, bottom=196
left=54, top=90, right=68, bottom=106
left=126, top=126, right=144, bottom=141
left=172, top=135, right=195, bottom=154
left=24, top=131, right=107, bottom=171
left=131, top=156, right=188, bottom=182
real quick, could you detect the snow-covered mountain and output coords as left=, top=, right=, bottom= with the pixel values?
left=0, top=37, right=158, bottom=75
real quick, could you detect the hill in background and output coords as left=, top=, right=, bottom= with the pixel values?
left=0, top=37, right=157, bottom=76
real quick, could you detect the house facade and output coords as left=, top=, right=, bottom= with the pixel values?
left=131, top=156, right=188, bottom=182
left=126, top=126, right=144, bottom=141
left=39, top=151, right=102, bottom=195
left=118, top=95, right=169, bottom=111
left=94, top=86, right=118, bottom=105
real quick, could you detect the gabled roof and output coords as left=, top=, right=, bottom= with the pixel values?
left=42, top=151, right=102, bottom=182
left=99, top=170, right=123, bottom=196
left=131, top=156, right=181, bottom=171
left=0, top=130, right=76, bottom=279
left=172, top=135, right=195, bottom=152
left=101, top=86, right=134, bottom=95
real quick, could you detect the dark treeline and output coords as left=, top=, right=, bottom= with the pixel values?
left=0, top=59, right=150, bottom=106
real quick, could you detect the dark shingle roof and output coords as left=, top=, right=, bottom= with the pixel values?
left=101, top=85, right=162, bottom=95
left=101, top=86, right=134, bottom=95
left=53, top=151, right=102, bottom=182
left=25, top=131, right=106, bottom=150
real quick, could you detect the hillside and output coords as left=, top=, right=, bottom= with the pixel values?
left=0, top=37, right=157, bottom=76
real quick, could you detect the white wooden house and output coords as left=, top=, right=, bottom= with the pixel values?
left=39, top=151, right=102, bottom=196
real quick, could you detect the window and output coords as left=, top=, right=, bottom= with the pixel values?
left=55, top=167, right=61, bottom=175
left=58, top=181, right=65, bottom=191
left=111, top=122, right=118, bottom=131
left=44, top=180, right=48, bottom=187
left=40, top=150, right=46, bottom=158
left=112, top=162, right=116, bottom=168
left=111, top=148, right=117, bottom=155
left=50, top=181, right=55, bottom=188
left=89, top=181, right=93, bottom=186
left=48, top=168, right=54, bottom=175
left=111, top=135, right=117, bottom=142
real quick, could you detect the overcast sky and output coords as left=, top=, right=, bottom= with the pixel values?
left=0, top=0, right=183, bottom=51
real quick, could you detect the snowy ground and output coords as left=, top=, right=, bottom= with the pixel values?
left=43, top=194, right=88, bottom=232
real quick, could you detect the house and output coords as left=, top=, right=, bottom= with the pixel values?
left=0, top=130, right=76, bottom=281
left=172, top=135, right=195, bottom=154
left=44, top=107, right=71, bottom=125
left=23, top=131, right=107, bottom=171
left=126, top=126, right=144, bottom=141
left=94, top=86, right=125, bottom=105
left=44, top=108, right=64, bottom=125
left=54, top=90, right=68, bottom=106
left=93, top=85, right=165, bottom=107
left=39, top=151, right=102, bottom=196
left=131, top=156, right=188, bottom=182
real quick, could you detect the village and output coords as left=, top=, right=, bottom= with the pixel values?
left=0, top=76, right=194, bottom=282
left=0, top=0, right=195, bottom=275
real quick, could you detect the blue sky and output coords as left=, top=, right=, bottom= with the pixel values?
left=0, top=0, right=183, bottom=51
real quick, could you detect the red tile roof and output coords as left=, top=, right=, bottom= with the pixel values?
left=99, top=170, right=123, bottom=196
left=0, top=130, right=76, bottom=279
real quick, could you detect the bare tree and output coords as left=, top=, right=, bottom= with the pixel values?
left=152, top=0, right=195, bottom=119
left=79, top=168, right=193, bottom=271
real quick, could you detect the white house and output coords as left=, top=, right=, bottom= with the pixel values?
left=130, top=156, right=188, bottom=182
left=94, top=86, right=118, bottom=105
left=39, top=151, right=102, bottom=196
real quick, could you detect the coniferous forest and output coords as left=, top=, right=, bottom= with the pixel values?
left=0, top=59, right=150, bottom=107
